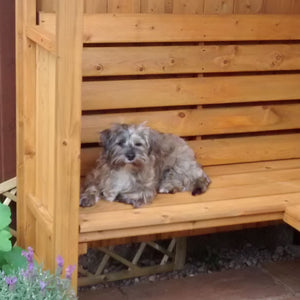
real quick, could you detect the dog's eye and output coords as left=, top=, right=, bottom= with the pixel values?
left=135, top=142, right=143, bottom=147
left=117, top=140, right=125, bottom=146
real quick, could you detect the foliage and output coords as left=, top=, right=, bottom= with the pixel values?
left=0, top=204, right=77, bottom=299
left=0, top=203, right=12, bottom=252
left=0, top=247, right=77, bottom=300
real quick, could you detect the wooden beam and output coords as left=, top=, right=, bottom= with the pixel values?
left=53, top=0, right=83, bottom=290
left=26, top=25, right=56, bottom=54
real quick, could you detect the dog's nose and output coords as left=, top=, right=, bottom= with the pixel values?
left=126, top=152, right=135, bottom=161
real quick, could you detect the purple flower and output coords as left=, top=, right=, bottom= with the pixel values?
left=5, top=276, right=17, bottom=286
left=56, top=255, right=64, bottom=268
left=65, top=264, right=76, bottom=280
left=22, top=246, right=34, bottom=263
left=40, top=280, right=47, bottom=291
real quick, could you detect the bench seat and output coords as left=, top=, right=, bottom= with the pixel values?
left=79, top=158, right=300, bottom=244
left=284, top=204, right=300, bottom=231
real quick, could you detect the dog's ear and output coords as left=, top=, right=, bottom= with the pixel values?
left=99, top=129, right=112, bottom=149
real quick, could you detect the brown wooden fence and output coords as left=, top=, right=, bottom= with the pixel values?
left=0, top=1, right=16, bottom=182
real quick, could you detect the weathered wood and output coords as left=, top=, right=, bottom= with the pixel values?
left=40, top=13, right=300, bottom=43
left=82, top=74, right=300, bottom=110
left=81, top=104, right=300, bottom=143
left=80, top=134, right=300, bottom=175
left=26, top=25, right=56, bottom=54
left=53, top=0, right=83, bottom=288
left=82, top=44, right=300, bottom=76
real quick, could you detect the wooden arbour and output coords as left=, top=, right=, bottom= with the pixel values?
left=16, top=0, right=300, bottom=290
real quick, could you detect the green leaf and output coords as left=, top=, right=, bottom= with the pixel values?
left=3, top=246, right=27, bottom=270
left=0, top=230, right=12, bottom=252
left=0, top=203, right=11, bottom=230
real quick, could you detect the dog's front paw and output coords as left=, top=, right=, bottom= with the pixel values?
left=80, top=194, right=97, bottom=207
left=192, top=175, right=211, bottom=196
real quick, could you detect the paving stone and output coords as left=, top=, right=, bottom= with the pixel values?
left=78, top=287, right=125, bottom=300
left=263, top=259, right=300, bottom=295
left=121, top=267, right=289, bottom=300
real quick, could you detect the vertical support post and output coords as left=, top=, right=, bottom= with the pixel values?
left=174, top=237, right=187, bottom=270
left=54, top=0, right=83, bottom=289
left=16, top=0, right=37, bottom=248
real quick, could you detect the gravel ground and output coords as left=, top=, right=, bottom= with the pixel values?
left=79, top=224, right=300, bottom=291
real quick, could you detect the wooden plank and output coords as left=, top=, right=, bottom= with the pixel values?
left=79, top=213, right=283, bottom=242
left=82, top=44, right=300, bottom=76
left=82, top=74, right=300, bottom=110
left=204, top=0, right=234, bottom=14
left=234, top=0, right=264, bottom=14
left=141, top=0, right=165, bottom=13
left=172, top=0, right=204, bottom=14
left=26, top=25, right=56, bottom=54
left=263, top=0, right=295, bottom=14
left=54, top=0, right=83, bottom=289
left=107, top=0, right=140, bottom=12
left=0, top=178, right=17, bottom=194
left=40, top=13, right=300, bottom=43
left=284, top=204, right=300, bottom=231
left=16, top=0, right=37, bottom=253
left=81, top=103, right=300, bottom=143
left=35, top=45, right=56, bottom=212
left=84, top=0, right=107, bottom=13
left=37, top=0, right=56, bottom=12
left=80, top=134, right=300, bottom=175
left=79, top=192, right=300, bottom=232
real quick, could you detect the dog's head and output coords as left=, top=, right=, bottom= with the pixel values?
left=100, top=123, right=151, bottom=168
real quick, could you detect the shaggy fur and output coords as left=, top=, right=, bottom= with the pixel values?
left=80, top=123, right=210, bottom=208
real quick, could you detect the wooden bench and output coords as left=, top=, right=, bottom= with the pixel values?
left=16, top=0, right=300, bottom=289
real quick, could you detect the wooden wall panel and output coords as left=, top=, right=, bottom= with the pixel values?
left=107, top=0, right=140, bottom=12
left=204, top=0, right=234, bottom=14
left=84, top=0, right=108, bottom=13
left=0, top=0, right=16, bottom=182
left=173, top=0, right=204, bottom=14
left=38, top=0, right=300, bottom=13
left=234, top=0, right=264, bottom=13
left=141, top=0, right=165, bottom=13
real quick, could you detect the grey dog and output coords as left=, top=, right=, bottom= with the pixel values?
left=80, top=123, right=210, bottom=208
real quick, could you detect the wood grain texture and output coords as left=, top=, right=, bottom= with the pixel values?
left=53, top=0, right=83, bottom=288
left=84, top=0, right=107, bottom=13
left=108, top=0, right=140, bottom=12
left=204, top=0, right=234, bottom=14
left=172, top=0, right=204, bottom=14
left=40, top=13, right=300, bottom=43
left=82, top=74, right=300, bottom=110
left=284, top=204, right=300, bottom=231
left=234, top=0, right=264, bottom=13
left=82, top=44, right=300, bottom=76
left=141, top=0, right=166, bottom=13
left=81, top=104, right=300, bottom=143
left=80, top=133, right=300, bottom=175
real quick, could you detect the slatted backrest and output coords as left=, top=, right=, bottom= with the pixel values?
left=40, top=13, right=300, bottom=176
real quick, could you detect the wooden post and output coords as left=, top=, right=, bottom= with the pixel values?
left=15, top=0, right=37, bottom=249
left=54, top=0, right=83, bottom=289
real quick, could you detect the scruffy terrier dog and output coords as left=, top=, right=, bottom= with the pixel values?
left=80, top=123, right=210, bottom=208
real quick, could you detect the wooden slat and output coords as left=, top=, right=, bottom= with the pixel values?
left=284, top=204, right=300, bottom=231
left=79, top=192, right=300, bottom=232
left=172, top=0, right=204, bottom=14
left=26, top=25, right=56, bottom=54
left=141, top=0, right=165, bottom=13
left=79, top=213, right=283, bottom=242
left=82, top=44, right=300, bottom=76
left=107, top=0, right=140, bottom=12
left=84, top=0, right=107, bottom=13
left=204, top=0, right=234, bottom=14
left=40, top=13, right=300, bottom=43
left=234, top=0, right=264, bottom=14
left=82, top=74, right=300, bottom=110
left=80, top=134, right=300, bottom=175
left=81, top=103, right=300, bottom=143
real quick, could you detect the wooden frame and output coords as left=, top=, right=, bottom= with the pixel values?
left=16, top=0, right=300, bottom=292
left=16, top=0, right=83, bottom=288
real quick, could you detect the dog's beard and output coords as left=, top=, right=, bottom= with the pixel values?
left=110, top=154, right=147, bottom=170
